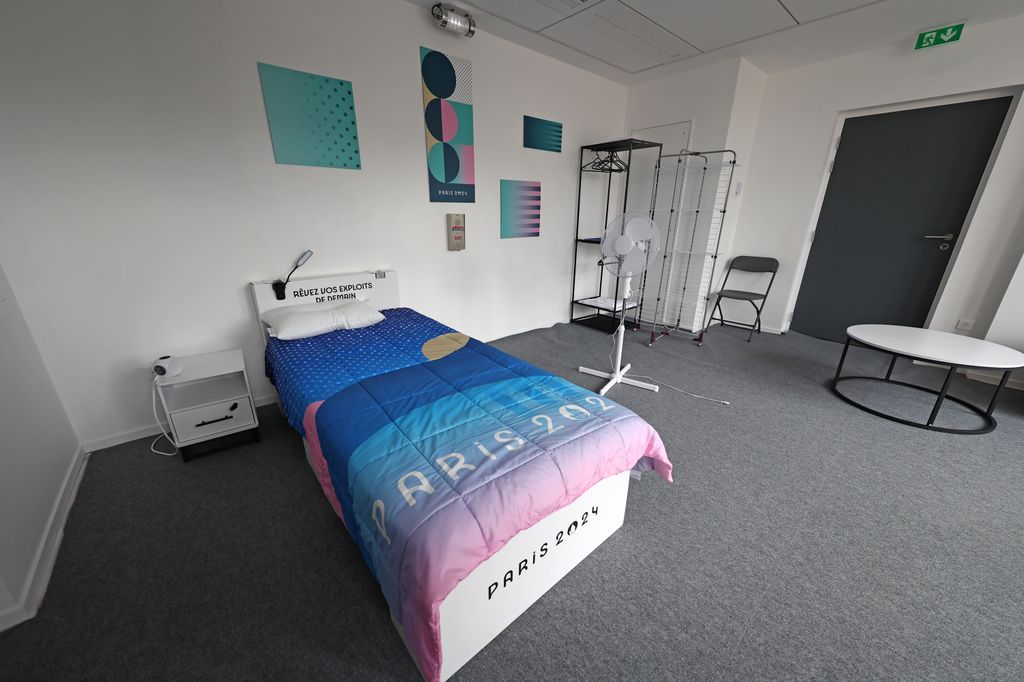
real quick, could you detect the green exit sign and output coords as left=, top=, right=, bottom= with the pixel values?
left=915, top=23, right=964, bottom=50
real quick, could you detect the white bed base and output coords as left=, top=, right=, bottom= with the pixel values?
left=433, top=470, right=630, bottom=680
left=300, top=439, right=630, bottom=680
left=253, top=270, right=634, bottom=680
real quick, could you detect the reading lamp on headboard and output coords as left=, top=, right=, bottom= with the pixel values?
left=272, top=250, right=313, bottom=300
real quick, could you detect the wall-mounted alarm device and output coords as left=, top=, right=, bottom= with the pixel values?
left=446, top=213, right=466, bottom=251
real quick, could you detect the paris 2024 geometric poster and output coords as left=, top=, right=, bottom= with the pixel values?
left=420, top=46, right=474, bottom=203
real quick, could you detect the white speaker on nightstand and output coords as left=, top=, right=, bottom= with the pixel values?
left=152, top=355, right=182, bottom=377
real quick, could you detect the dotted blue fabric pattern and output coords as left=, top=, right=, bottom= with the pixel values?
left=265, top=308, right=456, bottom=434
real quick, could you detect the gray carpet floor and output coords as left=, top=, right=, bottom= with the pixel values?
left=2, top=323, right=1023, bottom=680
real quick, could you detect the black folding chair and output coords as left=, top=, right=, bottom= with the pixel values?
left=707, top=256, right=779, bottom=342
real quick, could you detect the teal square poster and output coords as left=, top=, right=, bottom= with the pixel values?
left=257, top=62, right=361, bottom=170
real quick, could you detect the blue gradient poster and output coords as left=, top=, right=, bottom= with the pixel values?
left=523, top=115, right=562, bottom=153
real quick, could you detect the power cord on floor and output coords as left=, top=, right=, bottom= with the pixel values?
left=608, top=330, right=617, bottom=373
left=150, top=378, right=179, bottom=456
left=629, top=375, right=730, bottom=405
left=609, top=327, right=730, bottom=406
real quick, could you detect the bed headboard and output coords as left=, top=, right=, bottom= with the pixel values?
left=249, top=269, right=399, bottom=340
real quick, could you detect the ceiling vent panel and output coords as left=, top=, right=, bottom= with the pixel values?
left=777, top=0, right=879, bottom=24
left=541, top=0, right=698, bottom=73
left=623, top=0, right=796, bottom=52
left=465, top=0, right=594, bottom=31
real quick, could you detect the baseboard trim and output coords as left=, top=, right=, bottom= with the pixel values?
left=253, top=393, right=278, bottom=408
left=83, top=424, right=163, bottom=453
left=0, top=446, right=88, bottom=633
left=704, top=320, right=784, bottom=335
left=0, top=600, right=30, bottom=632
left=964, top=368, right=1024, bottom=391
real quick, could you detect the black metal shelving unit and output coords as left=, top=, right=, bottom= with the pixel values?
left=570, top=138, right=663, bottom=333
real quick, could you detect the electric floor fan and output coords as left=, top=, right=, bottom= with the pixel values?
left=579, top=212, right=661, bottom=396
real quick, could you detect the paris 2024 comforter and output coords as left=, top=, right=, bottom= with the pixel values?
left=265, top=308, right=671, bottom=680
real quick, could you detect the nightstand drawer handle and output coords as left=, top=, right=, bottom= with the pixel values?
left=196, top=414, right=234, bottom=428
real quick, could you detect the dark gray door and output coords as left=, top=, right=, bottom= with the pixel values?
left=791, top=96, right=1012, bottom=342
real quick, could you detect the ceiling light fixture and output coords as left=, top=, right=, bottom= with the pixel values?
left=431, top=3, right=476, bottom=37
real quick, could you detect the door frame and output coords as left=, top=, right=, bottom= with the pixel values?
left=782, top=86, right=1021, bottom=334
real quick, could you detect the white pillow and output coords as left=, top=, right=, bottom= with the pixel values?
left=339, top=300, right=385, bottom=330
left=261, top=300, right=384, bottom=340
left=261, top=301, right=345, bottom=340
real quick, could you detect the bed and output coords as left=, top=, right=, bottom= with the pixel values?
left=250, top=270, right=672, bottom=681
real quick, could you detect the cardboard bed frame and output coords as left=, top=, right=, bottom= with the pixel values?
left=249, top=270, right=631, bottom=680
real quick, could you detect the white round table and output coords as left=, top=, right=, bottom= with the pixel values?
left=832, top=324, right=1024, bottom=434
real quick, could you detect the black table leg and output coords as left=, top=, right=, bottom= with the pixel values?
left=986, top=370, right=1012, bottom=417
left=884, top=354, right=898, bottom=380
left=926, top=365, right=958, bottom=427
left=834, top=337, right=852, bottom=384
left=830, top=333, right=1008, bottom=434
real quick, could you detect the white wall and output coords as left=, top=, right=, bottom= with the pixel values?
left=711, top=59, right=769, bottom=326
left=730, top=15, right=1024, bottom=335
left=0, top=260, right=81, bottom=629
left=0, top=581, right=16, bottom=620
left=987, top=259, right=1024, bottom=350
left=626, top=58, right=742, bottom=153
left=981, top=258, right=1024, bottom=386
left=0, top=0, right=627, bottom=448
left=624, top=58, right=768, bottom=328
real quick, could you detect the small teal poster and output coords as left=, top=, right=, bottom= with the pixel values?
left=257, top=62, right=361, bottom=170
left=421, top=47, right=475, bottom=203
left=523, top=115, right=562, bottom=153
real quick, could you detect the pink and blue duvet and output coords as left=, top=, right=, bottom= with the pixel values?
left=265, top=308, right=671, bottom=680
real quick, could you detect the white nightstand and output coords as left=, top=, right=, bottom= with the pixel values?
left=154, top=349, right=259, bottom=462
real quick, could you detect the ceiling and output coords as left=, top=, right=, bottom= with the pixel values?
left=405, top=0, right=1024, bottom=83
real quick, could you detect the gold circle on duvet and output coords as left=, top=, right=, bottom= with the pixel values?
left=422, top=332, right=470, bottom=361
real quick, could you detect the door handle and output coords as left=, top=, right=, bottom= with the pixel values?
left=924, top=233, right=954, bottom=241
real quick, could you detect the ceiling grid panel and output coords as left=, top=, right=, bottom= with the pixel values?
left=407, top=0, right=1024, bottom=82
left=617, top=0, right=797, bottom=52
left=542, top=0, right=699, bottom=73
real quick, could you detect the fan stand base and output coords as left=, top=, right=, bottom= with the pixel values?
left=578, top=318, right=659, bottom=396
left=578, top=363, right=660, bottom=396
